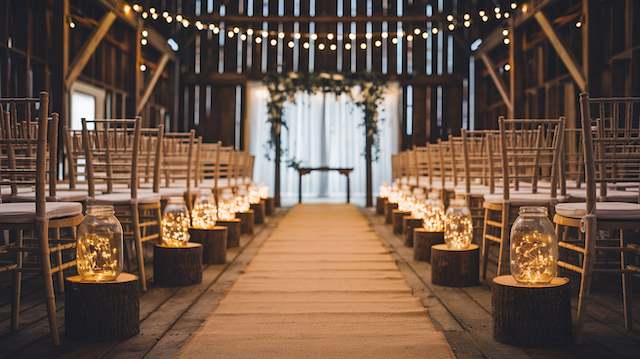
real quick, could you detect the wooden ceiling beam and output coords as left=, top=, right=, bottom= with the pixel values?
left=194, top=14, right=445, bottom=24
left=137, top=53, right=171, bottom=113
left=479, top=53, right=513, bottom=113
left=534, top=11, right=587, bottom=92
left=65, top=11, right=117, bottom=88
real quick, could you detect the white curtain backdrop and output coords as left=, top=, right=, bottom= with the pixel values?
left=246, top=81, right=401, bottom=206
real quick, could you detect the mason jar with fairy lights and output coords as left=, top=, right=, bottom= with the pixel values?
left=76, top=205, right=124, bottom=281
left=191, top=190, right=217, bottom=229
left=248, top=184, right=261, bottom=204
left=423, top=192, right=445, bottom=232
left=217, top=189, right=237, bottom=221
left=235, top=187, right=251, bottom=212
left=258, top=185, right=269, bottom=200
left=161, top=197, right=191, bottom=247
left=510, top=207, right=558, bottom=284
left=444, top=199, right=473, bottom=249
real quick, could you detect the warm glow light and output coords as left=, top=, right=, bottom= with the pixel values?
left=503, top=38, right=511, bottom=45
left=391, top=38, right=398, bottom=44
left=482, top=15, right=489, bottom=22
left=502, top=29, right=509, bottom=36
left=448, top=24, right=455, bottom=31
left=511, top=2, right=518, bottom=10
left=447, top=15, right=454, bottom=22
left=375, top=40, right=382, bottom=47
left=139, top=64, right=147, bottom=71
left=294, top=32, right=301, bottom=39
left=414, top=28, right=421, bottom=35
left=432, top=27, right=439, bottom=34
left=504, top=63, right=511, bottom=71
left=464, top=20, right=471, bottom=28
left=247, top=28, right=254, bottom=35
left=349, top=33, right=356, bottom=40
left=278, top=32, right=285, bottom=39
left=510, top=207, right=558, bottom=284
left=310, top=33, right=318, bottom=40
left=258, top=185, right=269, bottom=199
left=422, top=32, right=428, bottom=39
left=327, top=33, right=334, bottom=40
left=77, top=206, right=123, bottom=282
left=288, top=40, right=295, bottom=48
left=365, top=32, right=372, bottom=39
left=318, top=43, right=326, bottom=50
left=444, top=200, right=473, bottom=249
left=270, top=38, right=278, bottom=46
left=330, top=43, right=337, bottom=50
left=123, top=4, right=131, bottom=14
left=381, top=32, right=389, bottom=39
left=344, top=43, right=352, bottom=50
left=240, top=34, right=247, bottom=41
left=141, top=38, right=148, bottom=45
left=192, top=191, right=218, bottom=230
left=228, top=30, right=235, bottom=38
left=162, top=198, right=191, bottom=247
left=423, top=194, right=445, bottom=232
left=262, top=30, right=269, bottom=37
left=255, top=36, right=262, bottom=44
left=303, top=42, right=310, bottom=49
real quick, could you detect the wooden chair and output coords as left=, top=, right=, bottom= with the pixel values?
left=82, top=118, right=163, bottom=291
left=0, top=92, right=83, bottom=345
left=554, top=94, right=640, bottom=332
left=481, top=117, right=565, bottom=280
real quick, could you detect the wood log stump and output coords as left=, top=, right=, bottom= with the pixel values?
left=251, top=201, right=266, bottom=225
left=189, top=227, right=227, bottom=264
left=392, top=210, right=410, bottom=235
left=265, top=197, right=275, bottom=215
left=153, top=243, right=203, bottom=287
left=385, top=202, right=398, bottom=224
left=376, top=196, right=386, bottom=215
left=431, top=244, right=480, bottom=287
left=217, top=219, right=241, bottom=248
left=236, top=210, right=255, bottom=235
left=403, top=217, right=423, bottom=247
left=413, top=229, right=444, bottom=262
left=65, top=273, right=139, bottom=341
left=492, top=275, right=572, bottom=347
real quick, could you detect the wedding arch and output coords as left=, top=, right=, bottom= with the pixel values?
left=263, top=72, right=387, bottom=207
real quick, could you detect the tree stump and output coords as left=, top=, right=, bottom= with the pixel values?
left=403, top=217, right=423, bottom=247
left=492, top=275, right=572, bottom=347
left=251, top=201, right=266, bottom=225
left=376, top=196, right=386, bottom=215
left=431, top=244, right=479, bottom=287
left=265, top=197, right=275, bottom=215
left=154, top=243, right=203, bottom=287
left=414, top=229, right=444, bottom=262
left=65, top=273, right=139, bottom=341
left=385, top=202, right=398, bottom=224
left=392, top=210, right=410, bottom=235
left=217, top=219, right=241, bottom=248
left=236, top=210, right=255, bottom=235
left=189, top=226, right=227, bottom=264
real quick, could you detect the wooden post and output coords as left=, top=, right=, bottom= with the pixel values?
left=153, top=243, right=203, bottom=287
left=492, top=275, right=572, bottom=347
left=65, top=273, right=140, bottom=341
left=392, top=210, right=410, bottom=235
left=274, top=121, right=282, bottom=207
left=189, top=227, right=227, bottom=264
left=217, top=219, right=241, bottom=248
left=431, top=244, right=480, bottom=287
left=365, top=129, right=373, bottom=207
left=250, top=201, right=266, bottom=224
left=385, top=202, right=398, bottom=224
left=236, top=210, right=255, bottom=235
left=413, top=229, right=444, bottom=262
left=403, top=217, right=423, bottom=247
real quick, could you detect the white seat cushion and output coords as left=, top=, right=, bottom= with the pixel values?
left=8, top=190, right=89, bottom=203
left=92, top=192, right=161, bottom=205
left=138, top=187, right=186, bottom=199
left=566, top=188, right=639, bottom=202
left=0, top=202, right=83, bottom=224
left=555, top=202, right=640, bottom=220
left=483, top=193, right=565, bottom=206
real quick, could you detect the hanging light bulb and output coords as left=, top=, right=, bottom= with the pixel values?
left=432, top=27, right=439, bottom=34
left=270, top=38, right=277, bottom=46
left=318, top=43, right=326, bottom=50
left=329, top=43, right=337, bottom=50
left=233, top=27, right=240, bottom=33
left=123, top=4, right=132, bottom=14
left=494, top=7, right=501, bottom=13
left=247, top=28, right=254, bottom=35
left=344, top=42, right=352, bottom=50
left=69, top=18, right=76, bottom=29
left=208, top=24, right=215, bottom=31
left=575, top=16, right=583, bottom=28
left=360, top=42, right=367, bottom=49
left=327, top=33, right=334, bottom=40
left=504, top=63, right=511, bottom=71
left=381, top=32, right=389, bottom=39
left=288, top=40, right=295, bottom=48
left=255, top=36, right=262, bottom=44
left=422, top=31, right=428, bottom=39
left=397, top=30, right=404, bottom=37
left=374, top=40, right=382, bottom=47
left=132, top=4, right=142, bottom=12
left=448, top=23, right=455, bottom=31
left=504, top=12, right=511, bottom=18
left=240, top=34, right=247, bottom=41
left=414, top=28, right=421, bottom=35
left=142, top=29, right=149, bottom=37
left=278, top=32, right=285, bottom=39
left=303, top=42, right=310, bottom=49
left=463, top=13, right=471, bottom=21
left=149, top=7, right=156, bottom=14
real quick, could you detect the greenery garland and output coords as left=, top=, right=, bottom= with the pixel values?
left=264, top=72, right=387, bottom=169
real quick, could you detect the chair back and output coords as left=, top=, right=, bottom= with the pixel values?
left=161, top=131, right=195, bottom=190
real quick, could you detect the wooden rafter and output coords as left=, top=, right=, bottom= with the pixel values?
left=480, top=53, right=513, bottom=112
left=65, top=11, right=117, bottom=87
left=534, top=11, right=587, bottom=92
left=137, top=53, right=171, bottom=113
left=195, top=14, right=445, bottom=23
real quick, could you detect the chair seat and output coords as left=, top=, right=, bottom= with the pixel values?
left=566, top=188, right=639, bottom=202
left=138, top=187, right=186, bottom=199
left=92, top=193, right=161, bottom=205
left=454, top=185, right=492, bottom=196
left=483, top=193, right=565, bottom=206
left=555, top=202, right=640, bottom=220
left=0, top=202, right=83, bottom=224
left=8, top=190, right=89, bottom=203
left=430, top=179, right=457, bottom=191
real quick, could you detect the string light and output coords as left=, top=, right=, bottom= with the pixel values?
left=375, top=40, right=382, bottom=47
left=494, top=7, right=501, bottom=13
left=288, top=40, right=294, bottom=48
left=123, top=4, right=131, bottom=14
left=504, top=63, right=511, bottom=71
left=360, top=42, right=367, bottom=49
left=261, top=30, right=268, bottom=37
left=212, top=26, right=219, bottom=34
left=247, top=28, right=254, bottom=35
left=175, top=14, right=183, bottom=21
left=391, top=37, right=398, bottom=44
left=139, top=64, right=147, bottom=71
left=464, top=13, right=471, bottom=21
left=278, top=32, right=285, bottom=39
left=422, top=32, right=428, bottom=39
left=406, top=34, right=413, bottom=41
left=270, top=38, right=277, bottom=46
left=327, top=33, right=334, bottom=40
left=141, top=38, right=148, bottom=45
left=303, top=42, right=310, bottom=49
left=448, top=23, right=455, bottom=31
left=502, top=29, right=509, bottom=36
left=504, top=12, right=510, bottom=18
left=152, top=12, right=159, bottom=20
left=166, top=16, right=172, bottom=23
left=365, top=32, right=373, bottom=39
left=240, top=34, right=247, bottom=41
left=446, top=14, right=454, bottom=22
left=294, top=32, right=301, bottom=39
left=141, top=11, right=148, bottom=19
left=227, top=30, right=234, bottom=38
left=464, top=20, right=471, bottom=28
left=69, top=18, right=76, bottom=29
left=511, top=2, right=518, bottom=10
left=255, top=36, right=262, bottom=44
left=503, top=38, right=510, bottom=44
left=479, top=10, right=486, bottom=17
left=575, top=16, right=583, bottom=28
left=349, top=33, right=356, bottom=40
left=345, top=43, right=352, bottom=50
left=132, top=4, right=142, bottom=12
left=381, top=32, right=389, bottom=39
left=414, top=28, right=421, bottom=35
left=329, top=44, right=337, bottom=50
left=496, top=12, right=502, bottom=19
left=162, top=11, right=169, bottom=18
left=310, top=33, right=318, bottom=40
left=432, top=27, right=439, bottom=34
left=318, top=43, right=326, bottom=50
left=482, top=15, right=489, bottom=22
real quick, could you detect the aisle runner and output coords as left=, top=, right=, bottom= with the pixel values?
left=180, top=204, right=454, bottom=358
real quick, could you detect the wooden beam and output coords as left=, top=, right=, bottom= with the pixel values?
left=137, top=53, right=170, bottom=113
left=196, top=14, right=445, bottom=24
left=480, top=53, right=513, bottom=113
left=534, top=11, right=587, bottom=92
left=65, top=11, right=117, bottom=88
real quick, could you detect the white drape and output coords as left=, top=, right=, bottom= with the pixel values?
left=246, top=81, right=401, bottom=206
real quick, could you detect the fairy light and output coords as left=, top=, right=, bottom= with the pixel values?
left=414, top=28, right=421, bottom=35
left=511, top=2, right=518, bottom=10
left=448, top=23, right=455, bottom=31
left=375, top=40, right=382, bottom=47
left=444, top=200, right=473, bottom=250
left=227, top=30, right=234, bottom=38
left=270, top=38, right=277, bottom=46
left=365, top=32, right=373, bottom=39
left=482, top=15, right=489, bottom=22
left=381, top=32, right=389, bottom=39
left=162, top=198, right=191, bottom=247
left=327, top=33, right=334, bottom=40
left=166, top=15, right=173, bottom=23
left=349, top=33, right=356, bottom=40
left=406, top=34, right=413, bottom=41
left=152, top=12, right=159, bottom=20
left=318, top=43, right=326, bottom=50
left=294, top=32, right=301, bottom=39
left=464, top=21, right=471, bottom=28
left=141, top=38, right=148, bottom=45
left=422, top=32, right=428, bottom=39
left=132, top=4, right=142, bottom=12
left=181, top=19, right=189, bottom=27
left=141, top=11, right=148, bottom=19
left=192, top=194, right=218, bottom=230
left=69, top=18, right=76, bottom=29
left=447, top=14, right=454, bottom=22
left=432, top=27, right=439, bottom=34
left=123, top=4, right=131, bottom=14
left=240, top=34, right=247, bottom=41
left=503, top=37, right=510, bottom=44
left=303, top=42, right=310, bottom=49
left=261, top=30, right=269, bottom=37
left=247, top=28, right=254, bottom=36
left=288, top=40, right=295, bottom=48
left=255, top=36, right=262, bottom=44
left=278, top=32, right=285, bottom=39
left=139, top=64, right=147, bottom=71
left=310, top=33, right=318, bottom=40
left=329, top=43, right=337, bottom=50
left=511, top=231, right=557, bottom=284
left=344, top=42, right=352, bottom=50
left=391, top=37, right=398, bottom=44
left=504, top=63, right=511, bottom=71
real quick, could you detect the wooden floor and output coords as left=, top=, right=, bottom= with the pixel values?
left=179, top=204, right=454, bottom=358
left=1, top=205, right=639, bottom=358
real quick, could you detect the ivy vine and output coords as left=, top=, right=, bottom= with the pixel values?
left=263, top=72, right=387, bottom=169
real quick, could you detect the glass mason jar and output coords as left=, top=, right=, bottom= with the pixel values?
left=161, top=197, right=191, bottom=247
left=444, top=199, right=473, bottom=249
left=77, top=205, right=124, bottom=281
left=423, top=192, right=445, bottom=232
left=379, top=182, right=390, bottom=198
left=191, top=190, right=217, bottom=229
left=217, top=189, right=237, bottom=221
left=235, top=187, right=251, bottom=212
left=510, top=207, right=558, bottom=284
left=248, top=184, right=261, bottom=204
left=258, top=185, right=269, bottom=199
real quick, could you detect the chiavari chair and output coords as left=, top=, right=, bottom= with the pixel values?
left=554, top=94, right=640, bottom=331
left=0, top=92, right=83, bottom=345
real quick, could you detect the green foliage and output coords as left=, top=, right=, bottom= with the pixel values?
left=264, top=72, right=387, bottom=167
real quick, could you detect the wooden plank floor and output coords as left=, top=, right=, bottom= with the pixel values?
left=0, top=210, right=285, bottom=359
left=178, top=204, right=454, bottom=359
left=363, top=208, right=640, bottom=359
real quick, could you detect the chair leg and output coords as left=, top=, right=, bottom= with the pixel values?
left=11, top=230, right=23, bottom=331
left=38, top=219, right=60, bottom=346
left=576, top=215, right=597, bottom=339
left=620, top=229, right=632, bottom=330
left=54, top=226, right=64, bottom=293
left=131, top=203, right=147, bottom=292
left=496, top=203, right=510, bottom=276
left=481, top=208, right=490, bottom=281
